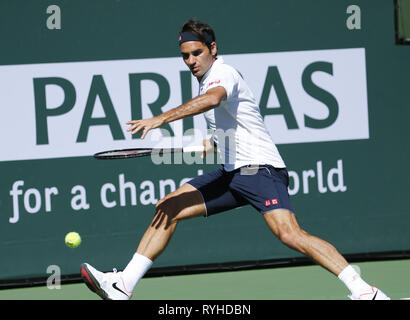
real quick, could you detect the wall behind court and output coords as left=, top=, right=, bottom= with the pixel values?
left=0, top=0, right=409, bottom=283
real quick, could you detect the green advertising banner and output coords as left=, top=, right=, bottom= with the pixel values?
left=0, top=0, right=409, bottom=284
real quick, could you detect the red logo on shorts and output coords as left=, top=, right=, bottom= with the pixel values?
left=265, top=199, right=278, bottom=206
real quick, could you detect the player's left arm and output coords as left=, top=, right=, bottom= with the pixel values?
left=127, top=86, right=226, bottom=139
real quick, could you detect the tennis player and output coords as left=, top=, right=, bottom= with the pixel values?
left=81, top=19, right=390, bottom=300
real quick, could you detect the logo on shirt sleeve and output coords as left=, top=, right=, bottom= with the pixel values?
left=207, top=80, right=221, bottom=88
left=201, top=80, right=221, bottom=94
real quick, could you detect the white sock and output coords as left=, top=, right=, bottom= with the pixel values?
left=338, top=265, right=372, bottom=297
left=121, top=252, right=153, bottom=292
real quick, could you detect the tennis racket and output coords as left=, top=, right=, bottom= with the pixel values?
left=93, top=145, right=205, bottom=160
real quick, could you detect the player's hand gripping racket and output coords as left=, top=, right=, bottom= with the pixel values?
left=93, top=145, right=205, bottom=160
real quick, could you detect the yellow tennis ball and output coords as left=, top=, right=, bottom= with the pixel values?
left=65, top=232, right=81, bottom=248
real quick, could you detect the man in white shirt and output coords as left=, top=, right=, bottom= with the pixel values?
left=80, top=19, right=389, bottom=300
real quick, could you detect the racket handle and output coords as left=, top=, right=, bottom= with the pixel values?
left=182, top=145, right=205, bottom=153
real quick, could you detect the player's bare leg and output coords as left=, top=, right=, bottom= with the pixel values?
left=263, top=209, right=348, bottom=275
left=81, top=183, right=205, bottom=300
left=136, top=183, right=206, bottom=260
left=263, top=209, right=390, bottom=299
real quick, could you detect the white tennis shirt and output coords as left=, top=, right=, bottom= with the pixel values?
left=198, top=57, right=286, bottom=171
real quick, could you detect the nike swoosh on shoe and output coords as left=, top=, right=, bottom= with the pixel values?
left=112, top=282, right=131, bottom=298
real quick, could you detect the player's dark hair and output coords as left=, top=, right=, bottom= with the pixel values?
left=180, top=18, right=216, bottom=53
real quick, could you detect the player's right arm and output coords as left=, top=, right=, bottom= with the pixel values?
left=126, top=86, right=226, bottom=139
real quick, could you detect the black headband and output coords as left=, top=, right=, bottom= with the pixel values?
left=178, top=31, right=214, bottom=46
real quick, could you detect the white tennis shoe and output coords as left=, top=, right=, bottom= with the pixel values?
left=348, top=286, right=391, bottom=300
left=80, top=263, right=132, bottom=300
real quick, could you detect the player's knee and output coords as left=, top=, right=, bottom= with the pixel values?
left=160, top=195, right=194, bottom=220
left=154, top=196, right=180, bottom=223
left=278, top=231, right=296, bottom=248
left=277, top=227, right=305, bottom=250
